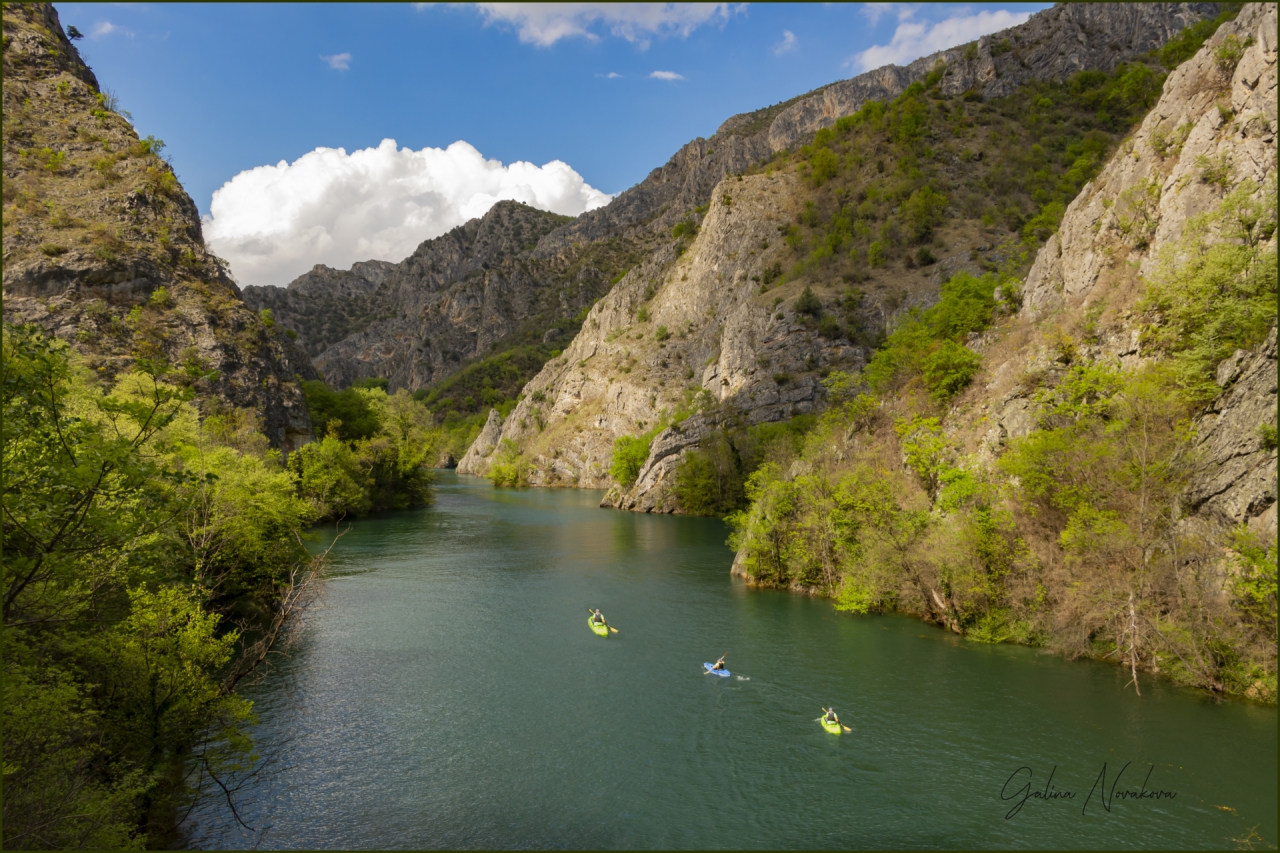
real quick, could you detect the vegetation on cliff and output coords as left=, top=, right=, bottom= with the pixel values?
left=724, top=169, right=1276, bottom=703
left=1, top=2, right=316, bottom=449
left=745, top=51, right=1180, bottom=301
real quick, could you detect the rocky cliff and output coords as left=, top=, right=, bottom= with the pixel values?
left=1, top=3, right=316, bottom=450
left=712, top=4, right=1274, bottom=701
left=980, top=1, right=1276, bottom=540
left=765, top=2, right=1222, bottom=152
left=242, top=260, right=396, bottom=359
left=242, top=200, right=655, bottom=404
left=456, top=172, right=863, bottom=503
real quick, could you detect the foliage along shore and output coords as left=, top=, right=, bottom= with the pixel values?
left=1, top=324, right=443, bottom=848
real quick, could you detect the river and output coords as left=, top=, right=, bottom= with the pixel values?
left=189, top=472, right=1277, bottom=850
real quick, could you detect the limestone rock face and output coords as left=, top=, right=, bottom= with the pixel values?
left=242, top=202, right=575, bottom=392
left=455, top=408, right=505, bottom=475
left=1186, top=325, right=1277, bottom=533
left=987, top=2, right=1277, bottom=539
left=1, top=3, right=316, bottom=451
left=459, top=3, right=1236, bottom=513
left=467, top=172, right=864, bottom=507
left=242, top=261, right=395, bottom=359
left=1022, top=3, right=1276, bottom=313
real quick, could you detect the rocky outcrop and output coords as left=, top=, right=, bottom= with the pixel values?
left=455, top=408, right=505, bottom=474
left=1186, top=325, right=1278, bottom=535
left=1, top=3, right=316, bottom=450
left=986, top=2, right=1277, bottom=538
left=457, top=3, right=1235, bottom=512
left=1022, top=3, right=1275, bottom=313
left=604, top=413, right=717, bottom=512
left=539, top=4, right=1222, bottom=249
left=465, top=172, right=863, bottom=508
left=242, top=261, right=394, bottom=358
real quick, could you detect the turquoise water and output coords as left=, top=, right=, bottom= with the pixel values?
left=189, top=472, right=1277, bottom=849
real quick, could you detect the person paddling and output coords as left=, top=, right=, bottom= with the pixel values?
left=587, top=607, right=618, bottom=632
left=821, top=707, right=851, bottom=731
left=704, top=653, right=728, bottom=674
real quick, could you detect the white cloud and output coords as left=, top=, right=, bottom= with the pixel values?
left=851, top=8, right=1031, bottom=71
left=606, top=71, right=622, bottom=78
left=649, top=70, right=684, bottom=81
left=471, top=3, right=742, bottom=48
left=204, top=139, right=614, bottom=287
left=774, top=30, right=797, bottom=55
left=90, top=20, right=133, bottom=39
left=321, top=52, right=352, bottom=70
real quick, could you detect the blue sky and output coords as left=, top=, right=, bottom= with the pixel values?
left=53, top=2, right=1051, bottom=285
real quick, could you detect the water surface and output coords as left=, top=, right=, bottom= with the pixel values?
left=190, top=472, right=1277, bottom=849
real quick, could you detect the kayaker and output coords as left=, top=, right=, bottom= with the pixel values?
left=712, top=655, right=727, bottom=671
left=590, top=608, right=606, bottom=626
left=824, top=707, right=839, bottom=725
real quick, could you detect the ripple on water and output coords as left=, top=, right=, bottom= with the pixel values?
left=188, top=473, right=1278, bottom=850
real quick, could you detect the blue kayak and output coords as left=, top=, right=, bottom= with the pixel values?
left=703, top=662, right=730, bottom=677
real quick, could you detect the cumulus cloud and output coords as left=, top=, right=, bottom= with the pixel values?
left=471, top=3, right=741, bottom=48
left=774, top=30, right=797, bottom=55
left=851, top=8, right=1031, bottom=72
left=321, top=52, right=351, bottom=70
left=90, top=20, right=133, bottom=39
left=649, top=70, right=684, bottom=81
left=203, top=139, right=613, bottom=287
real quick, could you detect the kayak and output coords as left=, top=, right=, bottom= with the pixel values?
left=703, top=662, right=730, bottom=677
left=821, top=718, right=842, bottom=735
left=589, top=618, right=609, bottom=637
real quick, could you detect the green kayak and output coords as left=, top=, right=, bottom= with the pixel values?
left=589, top=617, right=609, bottom=637
left=821, top=718, right=842, bottom=735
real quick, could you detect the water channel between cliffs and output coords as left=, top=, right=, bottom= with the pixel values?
left=190, top=472, right=1277, bottom=850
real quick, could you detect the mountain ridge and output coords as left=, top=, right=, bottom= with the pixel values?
left=244, top=4, right=1222, bottom=417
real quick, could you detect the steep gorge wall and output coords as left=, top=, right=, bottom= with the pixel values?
left=979, top=1, right=1277, bottom=539
left=457, top=172, right=864, bottom=502
left=1, top=3, right=316, bottom=449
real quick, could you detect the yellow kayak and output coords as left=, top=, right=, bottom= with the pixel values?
left=589, top=617, right=609, bottom=637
